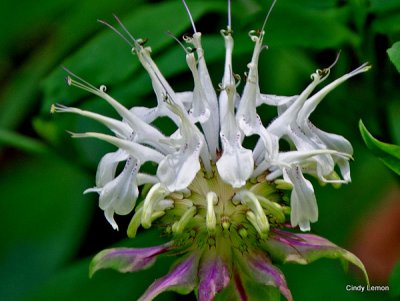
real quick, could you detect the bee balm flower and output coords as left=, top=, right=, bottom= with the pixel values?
left=52, top=1, right=370, bottom=300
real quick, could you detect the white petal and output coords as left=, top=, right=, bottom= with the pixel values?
left=256, top=94, right=297, bottom=107
left=156, top=97, right=208, bottom=191
left=190, top=33, right=220, bottom=159
left=217, top=131, right=254, bottom=188
left=186, top=53, right=210, bottom=123
left=310, top=124, right=353, bottom=155
left=129, top=106, right=159, bottom=123
left=284, top=167, right=318, bottom=231
left=137, top=173, right=159, bottom=186
left=274, top=149, right=349, bottom=167
left=216, top=30, right=254, bottom=187
left=95, top=149, right=129, bottom=187
left=104, top=207, right=119, bottom=231
left=297, top=63, right=371, bottom=126
left=99, top=157, right=140, bottom=230
left=83, top=187, right=101, bottom=194
left=310, top=125, right=353, bottom=182
left=52, top=104, right=131, bottom=138
left=236, top=31, right=263, bottom=136
left=93, top=90, right=172, bottom=154
left=157, top=141, right=201, bottom=191
left=134, top=43, right=187, bottom=124
left=218, top=87, right=253, bottom=186
left=176, top=91, right=193, bottom=111
left=71, top=132, right=164, bottom=164
left=286, top=126, right=335, bottom=177
left=267, top=74, right=322, bottom=138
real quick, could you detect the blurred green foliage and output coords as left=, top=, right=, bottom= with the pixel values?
left=0, top=0, right=399, bottom=300
left=359, top=120, right=400, bottom=176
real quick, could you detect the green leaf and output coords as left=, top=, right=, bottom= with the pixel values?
left=370, top=0, right=400, bottom=12
left=0, top=0, right=142, bottom=130
left=389, top=260, right=400, bottom=297
left=0, top=128, right=48, bottom=154
left=373, top=14, right=400, bottom=35
left=264, top=4, right=359, bottom=48
left=359, top=120, right=400, bottom=175
left=387, top=41, right=400, bottom=73
left=388, top=101, right=400, bottom=145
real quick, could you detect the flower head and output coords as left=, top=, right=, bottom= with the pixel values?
left=52, top=1, right=370, bottom=300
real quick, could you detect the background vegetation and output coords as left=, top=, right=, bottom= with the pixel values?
left=0, top=0, right=399, bottom=300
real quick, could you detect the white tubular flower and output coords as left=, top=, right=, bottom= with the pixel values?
left=188, top=32, right=220, bottom=160
left=156, top=97, right=209, bottom=192
left=185, top=52, right=210, bottom=124
left=94, top=149, right=129, bottom=187
left=216, top=29, right=254, bottom=188
left=236, top=30, right=277, bottom=161
left=283, top=167, right=318, bottom=232
left=53, top=11, right=370, bottom=232
left=98, top=156, right=140, bottom=230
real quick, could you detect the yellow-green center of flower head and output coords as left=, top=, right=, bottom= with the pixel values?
left=128, top=165, right=290, bottom=247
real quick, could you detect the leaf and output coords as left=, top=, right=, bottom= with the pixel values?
left=387, top=41, right=400, bottom=73
left=369, top=0, right=400, bottom=12
left=0, top=0, right=141, bottom=130
left=263, top=4, right=359, bottom=48
left=373, top=14, right=400, bottom=36
left=359, top=120, right=400, bottom=175
left=0, top=128, right=48, bottom=154
left=389, top=260, right=400, bottom=297
left=387, top=101, right=400, bottom=145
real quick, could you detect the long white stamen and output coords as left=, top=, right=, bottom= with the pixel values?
left=166, top=31, right=190, bottom=54
left=261, top=0, right=277, bottom=33
left=63, top=67, right=98, bottom=91
left=227, top=0, right=232, bottom=30
left=97, top=19, right=134, bottom=47
left=182, top=0, right=197, bottom=33
left=113, top=14, right=137, bottom=44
